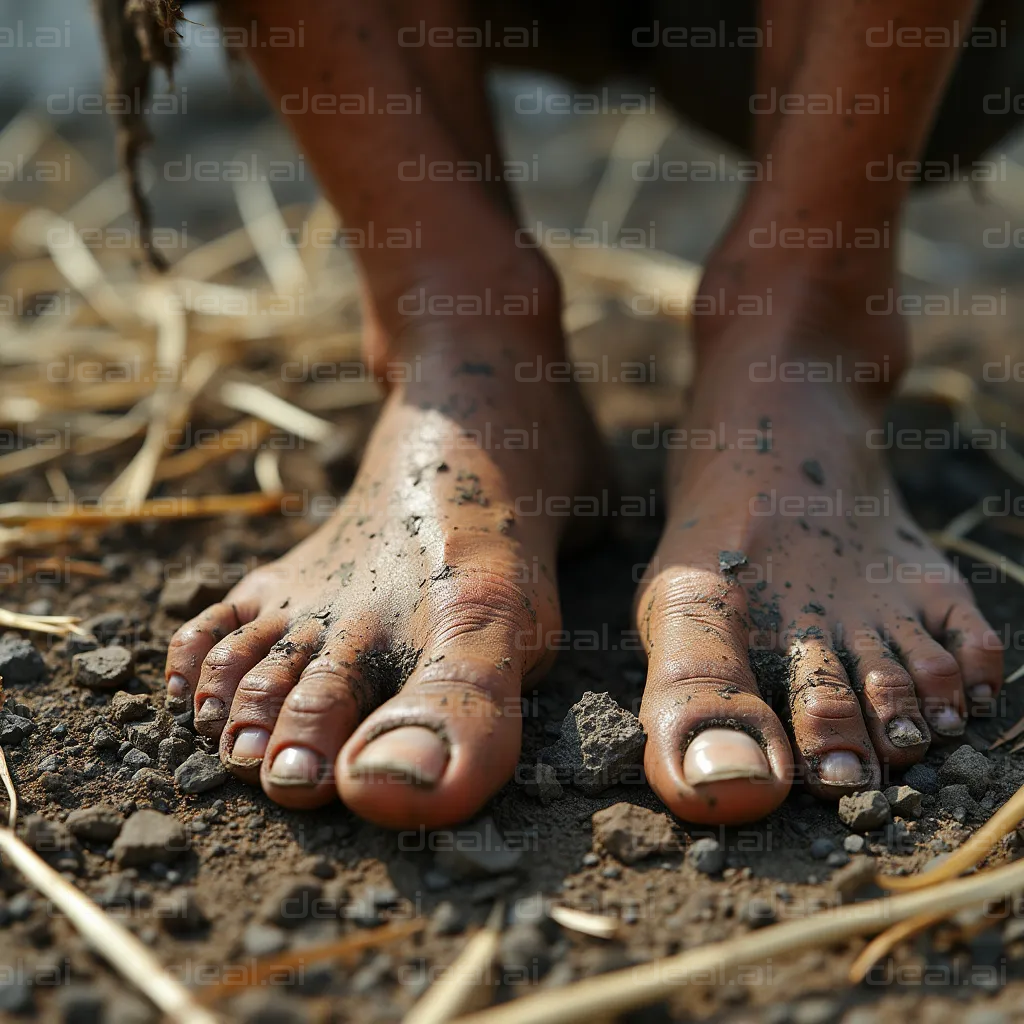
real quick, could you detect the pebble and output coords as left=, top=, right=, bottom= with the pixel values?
left=826, top=850, right=851, bottom=868
left=72, top=646, right=134, bottom=689
left=122, top=749, right=152, bottom=772
left=522, top=762, right=564, bottom=804
left=0, top=633, right=46, bottom=684
left=109, top=691, right=152, bottom=725
left=242, top=923, right=289, bottom=957
left=539, top=691, right=646, bottom=796
left=591, top=803, right=675, bottom=865
left=938, top=783, right=980, bottom=816
left=602, top=865, right=621, bottom=879
left=126, top=718, right=171, bottom=757
left=0, top=713, right=34, bottom=745
left=259, top=876, right=324, bottom=928
left=8, top=892, right=36, bottom=920
left=687, top=837, right=725, bottom=876
left=582, top=852, right=600, bottom=867
left=175, top=752, right=229, bottom=794
left=884, top=785, right=923, bottom=818
left=112, top=810, right=187, bottom=867
left=838, top=790, right=891, bottom=833
left=902, top=762, right=939, bottom=795
left=36, top=752, right=62, bottom=774
left=132, top=768, right=175, bottom=794
left=81, top=612, right=128, bottom=643
left=66, top=804, right=124, bottom=844
left=809, top=837, right=835, bottom=860
left=158, top=573, right=229, bottom=618
left=24, top=598, right=53, bottom=616
left=158, top=736, right=193, bottom=772
left=156, top=887, right=207, bottom=935
left=741, top=898, right=776, bottom=928
left=939, top=744, right=991, bottom=799
left=842, top=834, right=866, bottom=854
left=433, top=816, right=523, bottom=879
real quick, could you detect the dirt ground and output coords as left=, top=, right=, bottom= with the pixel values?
left=3, top=59, right=1024, bottom=1024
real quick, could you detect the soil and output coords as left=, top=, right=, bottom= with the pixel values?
left=2, top=407, right=1024, bottom=1024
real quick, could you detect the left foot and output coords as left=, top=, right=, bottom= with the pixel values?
left=636, top=316, right=1004, bottom=824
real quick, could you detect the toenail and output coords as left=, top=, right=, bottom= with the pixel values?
left=195, top=697, right=226, bottom=723
left=350, top=726, right=448, bottom=788
left=683, top=729, right=771, bottom=785
left=167, top=674, right=188, bottom=698
left=886, top=717, right=925, bottom=748
left=816, top=751, right=865, bottom=786
left=930, top=705, right=965, bottom=736
left=232, top=727, right=270, bottom=761
left=267, top=746, right=323, bottom=787
left=969, top=684, right=993, bottom=701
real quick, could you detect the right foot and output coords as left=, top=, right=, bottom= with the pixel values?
left=164, top=328, right=604, bottom=828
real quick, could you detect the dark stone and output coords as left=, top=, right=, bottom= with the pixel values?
left=66, top=805, right=124, bottom=844
left=0, top=634, right=46, bottom=684
left=939, top=744, right=991, bottom=799
left=72, top=647, right=134, bottom=689
left=158, top=573, right=229, bottom=619
left=174, top=752, right=229, bottom=794
left=112, top=810, right=187, bottom=866
left=838, top=791, right=891, bottom=833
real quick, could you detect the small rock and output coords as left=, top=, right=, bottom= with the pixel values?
left=0, top=713, right=34, bottom=745
left=66, top=805, right=124, bottom=844
left=0, top=974, right=34, bottom=1013
left=242, top=923, right=288, bottom=957
left=937, top=784, right=981, bottom=817
left=591, top=803, right=675, bottom=865
left=523, top=762, right=563, bottom=805
left=158, top=736, right=193, bottom=772
left=56, top=984, right=105, bottom=1024
left=259, top=876, right=323, bottom=928
left=687, top=837, right=725, bottom=876
left=122, top=749, right=152, bottom=772
left=8, top=892, right=36, bottom=920
left=159, top=573, right=229, bottom=619
left=109, top=692, right=151, bottom=725
left=434, top=817, right=523, bottom=879
left=741, top=898, right=775, bottom=928
left=539, top=691, right=646, bottom=796
left=72, top=646, right=134, bottom=689
left=126, top=718, right=171, bottom=757
left=175, top=752, right=229, bottom=794
left=582, top=852, right=600, bottom=867
left=838, top=791, right=891, bottom=833
left=902, top=763, right=939, bottom=795
left=24, top=598, right=53, bottom=617
left=884, top=785, right=923, bottom=818
left=939, top=744, right=991, bottom=799
left=843, top=834, right=866, bottom=854
left=112, top=810, right=187, bottom=866
left=132, top=768, right=175, bottom=793
left=156, top=888, right=207, bottom=935
left=826, top=850, right=851, bottom=868
left=81, top=612, right=128, bottom=643
left=809, top=838, right=835, bottom=860
left=0, top=634, right=46, bottom=684
left=428, top=901, right=465, bottom=937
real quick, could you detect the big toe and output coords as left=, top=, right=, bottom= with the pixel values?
left=349, top=726, right=450, bottom=787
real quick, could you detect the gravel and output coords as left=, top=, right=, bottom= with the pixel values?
left=72, top=647, right=134, bottom=689
left=884, top=785, right=923, bottom=818
left=122, top=749, right=152, bottom=772
left=175, top=751, right=230, bottom=794
left=109, top=691, right=151, bottom=724
left=591, top=803, right=676, bottom=865
left=809, top=837, right=836, bottom=860
left=838, top=791, right=891, bottom=833
left=0, top=634, right=46, bottom=684
left=0, top=713, right=34, bottom=745
left=539, top=691, right=646, bottom=796
left=939, top=744, right=991, bottom=799
left=158, top=736, right=194, bottom=772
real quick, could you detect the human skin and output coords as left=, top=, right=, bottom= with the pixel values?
left=164, top=0, right=1004, bottom=827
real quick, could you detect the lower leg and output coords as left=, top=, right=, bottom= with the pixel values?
left=639, top=0, right=1004, bottom=823
left=164, top=0, right=604, bottom=827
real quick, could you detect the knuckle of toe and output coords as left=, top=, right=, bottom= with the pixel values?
left=793, top=678, right=861, bottom=721
left=863, top=666, right=914, bottom=695
left=202, top=643, right=245, bottom=676
left=285, top=680, right=356, bottom=716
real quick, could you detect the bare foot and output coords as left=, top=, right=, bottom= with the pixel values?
left=165, top=329, right=603, bottom=828
left=636, top=319, right=1004, bottom=824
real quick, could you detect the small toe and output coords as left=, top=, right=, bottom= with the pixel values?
left=193, top=615, right=287, bottom=739
left=786, top=629, right=878, bottom=798
left=260, top=644, right=365, bottom=809
left=165, top=601, right=251, bottom=708
left=887, top=616, right=966, bottom=738
left=928, top=601, right=1004, bottom=720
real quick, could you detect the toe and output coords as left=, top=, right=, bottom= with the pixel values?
left=165, top=601, right=254, bottom=709
left=260, top=643, right=365, bottom=809
left=886, top=615, right=966, bottom=738
left=337, top=653, right=522, bottom=829
left=786, top=627, right=878, bottom=798
left=841, top=627, right=930, bottom=774
left=927, top=601, right=1004, bottom=721
left=219, top=621, right=324, bottom=784
left=637, top=569, right=792, bottom=825
left=193, top=614, right=287, bottom=739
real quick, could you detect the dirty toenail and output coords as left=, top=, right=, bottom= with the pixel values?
left=267, top=746, right=323, bottom=787
left=350, top=726, right=448, bottom=788
left=886, top=717, right=925, bottom=748
left=969, top=684, right=993, bottom=701
left=232, top=727, right=270, bottom=761
left=930, top=705, right=965, bottom=736
left=195, top=697, right=226, bottom=723
left=817, top=751, right=864, bottom=786
left=167, top=674, right=188, bottom=698
left=683, top=729, right=771, bottom=785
